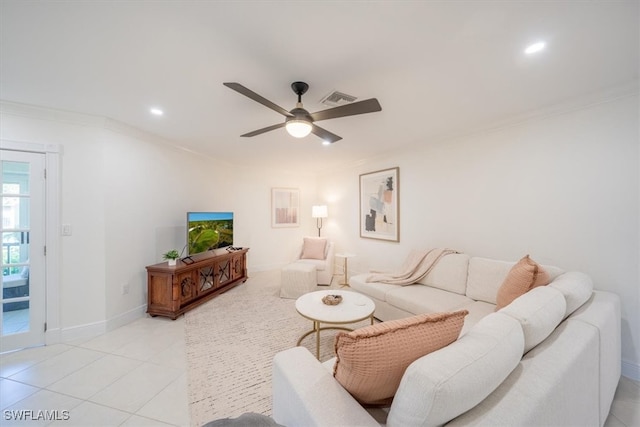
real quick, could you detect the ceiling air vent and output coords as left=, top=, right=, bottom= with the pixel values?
left=320, top=90, right=358, bottom=107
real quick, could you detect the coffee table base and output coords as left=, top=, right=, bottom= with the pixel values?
left=297, top=317, right=374, bottom=359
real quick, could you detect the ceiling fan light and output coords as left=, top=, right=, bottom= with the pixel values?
left=286, top=119, right=312, bottom=138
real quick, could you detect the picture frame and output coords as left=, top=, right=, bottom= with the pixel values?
left=271, top=188, right=300, bottom=228
left=359, top=167, right=399, bottom=242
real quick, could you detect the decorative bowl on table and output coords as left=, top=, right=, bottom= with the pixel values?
left=322, top=294, right=343, bottom=305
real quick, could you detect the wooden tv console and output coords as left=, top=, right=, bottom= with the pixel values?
left=146, top=248, right=249, bottom=319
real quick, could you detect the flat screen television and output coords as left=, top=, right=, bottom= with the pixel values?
left=187, top=212, right=234, bottom=255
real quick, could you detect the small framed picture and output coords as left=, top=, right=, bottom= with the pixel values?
left=359, top=167, right=399, bottom=242
left=271, top=188, right=300, bottom=228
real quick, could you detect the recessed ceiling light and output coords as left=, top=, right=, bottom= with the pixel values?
left=525, top=42, right=546, bottom=55
left=322, top=140, right=331, bottom=146
left=150, top=108, right=164, bottom=116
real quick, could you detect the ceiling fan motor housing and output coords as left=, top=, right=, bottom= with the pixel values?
left=287, top=107, right=312, bottom=124
left=289, top=82, right=312, bottom=127
left=291, top=81, right=309, bottom=97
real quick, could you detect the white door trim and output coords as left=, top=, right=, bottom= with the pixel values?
left=1, top=139, right=61, bottom=346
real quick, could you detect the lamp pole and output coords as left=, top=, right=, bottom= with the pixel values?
left=312, top=205, right=328, bottom=238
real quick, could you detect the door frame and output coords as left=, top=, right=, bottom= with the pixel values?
left=1, top=139, right=61, bottom=347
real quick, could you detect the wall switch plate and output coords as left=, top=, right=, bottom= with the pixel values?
left=62, top=224, right=72, bottom=236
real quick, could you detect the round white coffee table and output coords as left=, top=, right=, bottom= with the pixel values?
left=295, top=290, right=375, bottom=359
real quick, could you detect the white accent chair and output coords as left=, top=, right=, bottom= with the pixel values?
left=292, top=238, right=335, bottom=286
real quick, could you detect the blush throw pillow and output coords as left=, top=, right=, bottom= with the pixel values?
left=333, top=310, right=468, bottom=405
left=300, top=237, right=327, bottom=260
left=495, top=255, right=550, bottom=310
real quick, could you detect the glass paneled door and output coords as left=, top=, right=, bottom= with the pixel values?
left=1, top=150, right=46, bottom=352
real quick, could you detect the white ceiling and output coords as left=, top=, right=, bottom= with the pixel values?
left=1, top=1, right=638, bottom=173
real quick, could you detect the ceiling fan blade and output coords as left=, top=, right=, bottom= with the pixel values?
left=224, top=82, right=293, bottom=117
left=311, top=124, right=342, bottom=143
left=310, top=98, right=382, bottom=122
left=241, top=122, right=286, bottom=137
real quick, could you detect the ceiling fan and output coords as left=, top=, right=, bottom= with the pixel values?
left=223, top=81, right=382, bottom=144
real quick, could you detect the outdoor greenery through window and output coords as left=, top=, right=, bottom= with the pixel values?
left=3, top=182, right=22, bottom=276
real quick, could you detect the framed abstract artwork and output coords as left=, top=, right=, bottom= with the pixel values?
left=271, top=188, right=300, bottom=228
left=359, top=167, right=399, bottom=242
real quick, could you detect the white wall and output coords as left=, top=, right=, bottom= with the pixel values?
left=0, top=106, right=108, bottom=335
left=220, top=167, right=319, bottom=271
left=2, top=94, right=637, bottom=378
left=0, top=102, right=319, bottom=340
left=318, top=94, right=640, bottom=379
left=101, top=122, right=237, bottom=322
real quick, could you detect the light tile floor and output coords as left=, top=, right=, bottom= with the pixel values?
left=1, top=313, right=639, bottom=426
left=1, top=316, right=188, bottom=426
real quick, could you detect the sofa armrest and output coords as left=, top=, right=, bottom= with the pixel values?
left=567, top=291, right=621, bottom=425
left=272, top=346, right=380, bottom=427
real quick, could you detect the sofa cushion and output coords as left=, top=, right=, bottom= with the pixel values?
left=385, top=285, right=474, bottom=315
left=549, top=271, right=594, bottom=318
left=417, top=253, right=470, bottom=295
left=387, top=312, right=524, bottom=427
left=333, top=310, right=468, bottom=406
left=466, top=257, right=563, bottom=305
left=300, top=237, right=327, bottom=260
left=295, top=258, right=328, bottom=272
left=466, top=258, right=515, bottom=304
left=459, top=300, right=497, bottom=336
left=2, top=274, right=28, bottom=289
left=499, top=286, right=566, bottom=353
left=349, top=275, right=397, bottom=302
left=495, top=255, right=550, bottom=310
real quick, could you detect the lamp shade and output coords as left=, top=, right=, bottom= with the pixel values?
left=285, top=119, right=312, bottom=138
left=312, top=205, right=328, bottom=218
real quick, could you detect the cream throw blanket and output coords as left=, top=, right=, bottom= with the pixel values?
left=366, top=248, right=458, bottom=285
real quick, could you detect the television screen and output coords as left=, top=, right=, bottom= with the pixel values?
left=187, top=212, right=233, bottom=255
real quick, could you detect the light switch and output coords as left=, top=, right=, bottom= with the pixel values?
left=62, top=224, right=72, bottom=236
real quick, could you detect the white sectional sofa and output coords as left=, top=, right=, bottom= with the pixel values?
left=272, top=253, right=621, bottom=426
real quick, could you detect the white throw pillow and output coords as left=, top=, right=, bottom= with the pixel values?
left=466, top=258, right=515, bottom=304
left=387, top=313, right=524, bottom=427
left=466, top=257, right=564, bottom=305
left=549, top=272, right=593, bottom=318
left=418, top=253, right=470, bottom=295
left=499, top=286, right=566, bottom=353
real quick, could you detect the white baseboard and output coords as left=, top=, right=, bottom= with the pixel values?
left=45, top=328, right=61, bottom=345
left=105, top=304, right=147, bottom=332
left=60, top=320, right=106, bottom=343
left=56, top=305, right=146, bottom=344
left=622, top=359, right=640, bottom=381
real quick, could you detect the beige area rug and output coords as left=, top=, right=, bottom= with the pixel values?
left=184, top=270, right=371, bottom=426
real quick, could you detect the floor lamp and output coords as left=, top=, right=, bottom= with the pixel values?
left=312, top=205, right=328, bottom=237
